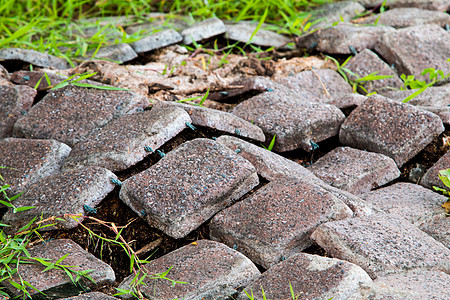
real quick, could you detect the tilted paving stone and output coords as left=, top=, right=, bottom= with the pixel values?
left=63, top=105, right=191, bottom=171
left=0, top=84, right=36, bottom=138
left=237, top=253, right=372, bottom=300
left=339, top=95, right=444, bottom=167
left=348, top=270, right=450, bottom=299
left=129, top=29, right=183, bottom=54
left=0, top=138, right=71, bottom=195
left=308, top=146, right=400, bottom=196
left=117, top=239, right=260, bottom=300
left=62, top=292, right=119, bottom=299
left=10, top=70, right=69, bottom=90
left=420, top=218, right=450, bottom=250
left=329, top=93, right=367, bottom=109
left=359, top=7, right=450, bottom=28
left=181, top=17, right=226, bottom=45
left=311, top=213, right=450, bottom=279
left=225, top=22, right=291, bottom=48
left=88, top=43, right=138, bottom=64
left=344, top=49, right=403, bottom=93
left=2, top=239, right=115, bottom=299
left=295, top=23, right=396, bottom=55
left=420, top=149, right=450, bottom=190
left=153, top=101, right=265, bottom=142
left=1, top=167, right=117, bottom=232
left=375, top=25, right=450, bottom=82
left=275, top=68, right=353, bottom=103
left=361, top=182, right=447, bottom=227
left=0, top=48, right=71, bottom=69
left=389, top=0, right=450, bottom=11
left=13, top=85, right=149, bottom=146
left=120, top=138, right=259, bottom=239
left=310, top=1, right=366, bottom=29
left=232, top=87, right=345, bottom=152
left=210, top=177, right=353, bottom=269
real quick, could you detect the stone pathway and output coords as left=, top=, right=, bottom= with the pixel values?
left=1, top=1, right=450, bottom=299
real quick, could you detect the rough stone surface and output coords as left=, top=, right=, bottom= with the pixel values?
left=10, top=70, right=68, bottom=90
left=420, top=149, right=450, bottom=190
left=311, top=1, right=366, bottom=28
left=375, top=25, right=450, bottom=82
left=1, top=167, right=117, bottom=232
left=308, top=146, right=400, bottom=196
left=117, top=240, right=260, bottom=300
left=210, top=177, right=353, bottom=268
left=89, top=43, right=138, bottom=63
left=63, top=105, right=191, bottom=171
left=130, top=29, right=183, bottom=53
left=120, top=138, right=259, bottom=239
left=181, top=17, right=226, bottom=44
left=154, top=101, right=265, bottom=142
left=295, top=23, right=396, bottom=54
left=63, top=292, right=119, bottom=299
left=2, top=239, right=115, bottom=299
left=0, top=138, right=71, bottom=195
left=238, top=253, right=372, bottom=300
left=225, top=23, right=291, bottom=48
left=361, top=182, right=447, bottom=227
left=420, top=218, right=450, bottom=250
left=329, top=93, right=367, bottom=109
left=0, top=84, right=36, bottom=138
left=311, top=213, right=450, bottom=279
left=390, top=0, right=450, bottom=11
left=339, top=95, right=445, bottom=167
left=13, top=85, right=149, bottom=146
left=0, top=48, right=70, bottom=69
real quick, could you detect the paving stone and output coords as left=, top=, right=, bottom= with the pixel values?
left=2, top=239, right=115, bottom=299
left=339, top=94, right=444, bottom=167
left=118, top=239, right=260, bottom=300
left=275, top=68, right=353, bottom=103
left=0, top=138, right=71, bottom=195
left=120, top=138, right=259, bottom=239
left=225, top=23, right=291, bottom=48
left=361, top=182, right=447, bottom=227
left=308, top=146, right=400, bottom=196
left=360, top=8, right=450, bottom=28
left=349, top=270, right=450, bottom=299
left=232, top=87, right=345, bottom=152
left=375, top=25, right=450, bottom=82
left=1, top=167, right=117, bottom=232
left=63, top=105, right=191, bottom=171
left=390, top=0, right=450, bottom=11
left=10, top=70, right=68, bottom=90
left=311, top=1, right=366, bottom=28
left=0, top=48, right=70, bottom=69
left=124, top=13, right=189, bottom=34
left=130, top=29, right=183, bottom=54
left=329, top=93, right=367, bottom=109
left=0, top=64, right=10, bottom=85
left=382, top=86, right=450, bottom=124
left=237, top=253, right=372, bottom=300
left=420, top=149, right=450, bottom=190
left=311, top=213, right=450, bottom=279
left=344, top=49, right=403, bottom=93
left=181, top=17, right=226, bottom=44
left=420, top=218, right=450, bottom=250
left=89, top=43, right=138, bottom=64
left=63, top=292, right=119, bottom=299
left=210, top=177, right=353, bottom=268
left=0, top=85, right=36, bottom=138
left=13, top=85, right=149, bottom=146
left=153, top=101, right=265, bottom=142
left=295, top=23, right=396, bottom=54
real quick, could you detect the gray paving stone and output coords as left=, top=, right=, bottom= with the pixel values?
left=339, top=95, right=444, bottom=167
left=311, top=213, right=450, bottom=279
left=117, top=239, right=260, bottom=300
left=89, top=43, right=138, bottom=64
left=120, top=138, right=259, bottom=239
left=2, top=239, right=115, bottom=299
left=0, top=85, right=36, bottom=138
left=225, top=23, right=291, bottom=48
left=181, top=17, right=226, bottom=44
left=13, top=85, right=149, bottom=146
left=63, top=292, right=119, bottom=299
left=390, top=0, right=450, bottom=11
left=0, top=48, right=71, bottom=69
left=361, top=182, right=447, bottom=227
left=329, top=93, right=367, bottom=109
left=210, top=177, right=353, bottom=268
left=360, top=8, right=450, bottom=28
left=238, top=253, right=372, bottom=300
left=295, top=23, right=396, bottom=54
left=130, top=29, right=183, bottom=53
left=1, top=167, right=117, bottom=232
left=375, top=25, right=450, bottom=82
left=308, top=146, right=400, bottom=196
left=153, top=101, right=265, bottom=142
left=349, top=270, right=450, bottom=299
left=420, top=149, right=450, bottom=190
left=344, top=49, right=403, bottom=93
left=420, top=218, right=450, bottom=250
left=63, top=105, right=191, bottom=171
left=275, top=68, right=353, bottom=103
left=311, top=1, right=366, bottom=28
left=232, top=88, right=345, bottom=152
left=0, top=138, right=71, bottom=195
